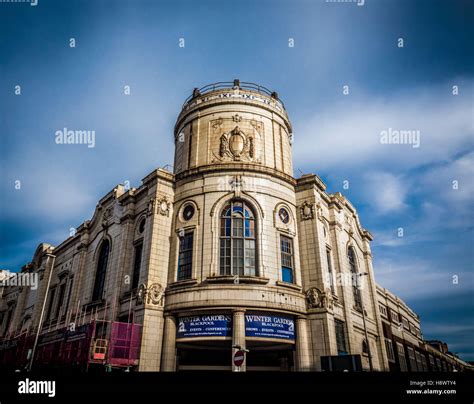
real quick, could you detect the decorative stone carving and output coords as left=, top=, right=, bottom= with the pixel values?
left=157, top=197, right=171, bottom=217
left=102, top=207, right=113, bottom=223
left=250, top=119, right=263, bottom=135
left=306, top=287, right=333, bottom=309
left=136, top=283, right=147, bottom=305
left=101, top=207, right=113, bottom=228
left=147, top=283, right=164, bottom=305
left=146, top=198, right=155, bottom=216
left=229, top=175, right=243, bottom=196
left=300, top=201, right=314, bottom=220
left=306, top=287, right=323, bottom=308
left=232, top=114, right=242, bottom=123
left=212, top=118, right=223, bottom=131
left=136, top=283, right=164, bottom=306
left=217, top=126, right=254, bottom=162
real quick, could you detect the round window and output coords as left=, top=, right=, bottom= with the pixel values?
left=183, top=204, right=195, bottom=221
left=278, top=207, right=290, bottom=224
left=138, top=218, right=146, bottom=234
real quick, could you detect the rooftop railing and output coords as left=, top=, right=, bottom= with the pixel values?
left=182, top=79, right=284, bottom=109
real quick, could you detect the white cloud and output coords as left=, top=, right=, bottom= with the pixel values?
left=363, top=172, right=407, bottom=214
left=294, top=79, right=474, bottom=174
left=374, top=257, right=472, bottom=300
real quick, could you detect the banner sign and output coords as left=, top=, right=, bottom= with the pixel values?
left=177, top=314, right=232, bottom=339
left=245, top=313, right=295, bottom=341
left=65, top=324, right=92, bottom=343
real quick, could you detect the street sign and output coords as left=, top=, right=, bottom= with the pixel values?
left=233, top=350, right=245, bottom=367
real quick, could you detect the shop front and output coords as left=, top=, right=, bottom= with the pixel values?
left=166, top=310, right=299, bottom=371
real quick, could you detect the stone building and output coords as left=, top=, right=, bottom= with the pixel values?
left=0, top=81, right=468, bottom=372
left=377, top=285, right=470, bottom=372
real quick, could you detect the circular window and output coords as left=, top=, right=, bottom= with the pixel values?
left=138, top=218, right=146, bottom=234
left=182, top=204, right=195, bottom=221
left=278, top=207, right=290, bottom=224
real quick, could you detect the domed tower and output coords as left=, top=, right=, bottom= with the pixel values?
left=162, top=80, right=310, bottom=371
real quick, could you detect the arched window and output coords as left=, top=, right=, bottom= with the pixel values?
left=92, top=240, right=110, bottom=301
left=220, top=200, right=256, bottom=276
left=348, top=246, right=362, bottom=310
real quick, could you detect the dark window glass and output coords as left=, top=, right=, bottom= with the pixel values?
left=46, top=288, right=56, bottom=321
left=138, top=219, right=146, bottom=234
left=219, top=201, right=256, bottom=276
left=178, top=232, right=193, bottom=280
left=335, top=320, right=347, bottom=355
left=64, top=277, right=74, bottom=315
left=397, top=343, right=408, bottom=371
left=183, top=204, right=195, bottom=221
left=3, top=308, right=14, bottom=336
left=281, top=236, right=294, bottom=283
left=362, top=339, right=369, bottom=354
left=348, top=247, right=362, bottom=310
left=326, top=248, right=335, bottom=293
left=132, top=243, right=143, bottom=289
left=55, top=283, right=66, bottom=319
left=92, top=240, right=110, bottom=301
left=278, top=208, right=290, bottom=224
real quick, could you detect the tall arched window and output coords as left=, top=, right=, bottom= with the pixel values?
left=220, top=200, right=256, bottom=276
left=348, top=246, right=362, bottom=310
left=92, top=240, right=110, bottom=301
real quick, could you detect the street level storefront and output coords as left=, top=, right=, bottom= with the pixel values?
left=164, top=311, right=298, bottom=371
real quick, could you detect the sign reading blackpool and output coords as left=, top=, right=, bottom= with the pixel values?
left=177, top=314, right=232, bottom=339
left=245, top=313, right=295, bottom=341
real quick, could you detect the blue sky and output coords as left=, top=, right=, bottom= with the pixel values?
left=1, top=0, right=473, bottom=360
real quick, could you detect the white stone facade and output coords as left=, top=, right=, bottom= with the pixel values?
left=1, top=82, right=392, bottom=371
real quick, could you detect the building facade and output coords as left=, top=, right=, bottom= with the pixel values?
left=377, top=285, right=470, bottom=372
left=0, top=81, right=470, bottom=372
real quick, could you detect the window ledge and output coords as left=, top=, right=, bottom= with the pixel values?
left=168, top=279, right=199, bottom=289
left=84, top=299, right=105, bottom=310
left=275, top=281, right=302, bottom=291
left=206, top=275, right=269, bottom=285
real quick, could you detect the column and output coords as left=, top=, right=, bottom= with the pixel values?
left=295, top=316, right=311, bottom=371
left=232, top=309, right=246, bottom=372
left=161, top=315, right=177, bottom=371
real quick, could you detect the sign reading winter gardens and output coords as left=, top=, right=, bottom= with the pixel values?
left=177, top=314, right=232, bottom=339
left=176, top=312, right=295, bottom=341
left=245, top=313, right=295, bottom=341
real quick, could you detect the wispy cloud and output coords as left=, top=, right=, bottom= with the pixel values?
left=294, top=79, right=474, bottom=175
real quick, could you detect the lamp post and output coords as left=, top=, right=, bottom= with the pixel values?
left=358, top=272, right=373, bottom=371
left=27, top=253, right=56, bottom=372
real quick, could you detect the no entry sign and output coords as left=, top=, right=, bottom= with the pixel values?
left=233, top=350, right=245, bottom=367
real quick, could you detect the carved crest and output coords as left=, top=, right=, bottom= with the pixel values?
left=157, top=197, right=171, bottom=216
left=300, top=201, right=314, bottom=220
left=216, top=126, right=254, bottom=162
left=136, top=283, right=164, bottom=306
left=147, top=283, right=164, bottom=305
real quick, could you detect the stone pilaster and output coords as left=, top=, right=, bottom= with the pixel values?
left=295, top=316, right=311, bottom=371
left=161, top=315, right=177, bottom=371
left=232, top=309, right=246, bottom=372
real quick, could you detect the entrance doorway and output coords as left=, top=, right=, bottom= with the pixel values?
left=176, top=340, right=295, bottom=371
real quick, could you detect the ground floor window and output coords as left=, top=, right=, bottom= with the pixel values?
left=385, top=338, right=395, bottom=362
left=335, top=320, right=347, bottom=355
left=396, top=342, right=408, bottom=372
